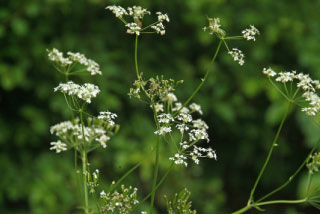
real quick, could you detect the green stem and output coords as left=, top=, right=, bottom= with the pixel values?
left=140, top=163, right=173, bottom=205
left=256, top=139, right=320, bottom=203
left=108, top=160, right=144, bottom=193
left=231, top=205, right=251, bottom=214
left=256, top=198, right=307, bottom=206
left=80, top=111, right=89, bottom=214
left=74, top=149, right=83, bottom=203
left=177, top=39, right=222, bottom=115
left=306, top=173, right=313, bottom=196
left=135, top=35, right=140, bottom=79
left=248, top=102, right=292, bottom=204
left=149, top=136, right=161, bottom=214
left=232, top=198, right=307, bottom=214
left=81, top=150, right=89, bottom=214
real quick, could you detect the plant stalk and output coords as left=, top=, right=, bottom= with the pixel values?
left=80, top=110, right=89, bottom=214
left=248, top=102, right=291, bottom=204
left=149, top=136, right=161, bottom=214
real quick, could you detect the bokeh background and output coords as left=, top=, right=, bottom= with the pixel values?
left=1, top=0, right=320, bottom=213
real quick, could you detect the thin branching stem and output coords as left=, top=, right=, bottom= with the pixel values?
left=248, top=102, right=292, bottom=205
left=176, top=39, right=222, bottom=115
left=256, top=139, right=320, bottom=203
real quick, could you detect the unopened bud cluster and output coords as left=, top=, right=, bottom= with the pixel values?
left=99, top=185, right=139, bottom=214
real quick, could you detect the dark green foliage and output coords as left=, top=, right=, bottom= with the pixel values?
left=1, top=0, right=320, bottom=213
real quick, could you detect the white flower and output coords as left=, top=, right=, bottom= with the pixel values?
left=176, top=123, right=189, bottom=133
left=262, top=67, right=276, bottom=77
left=169, top=153, right=188, bottom=167
left=192, top=119, right=209, bottom=130
left=151, top=22, right=166, bottom=35
left=162, top=93, right=177, bottom=104
left=275, top=71, right=296, bottom=83
left=203, top=18, right=223, bottom=36
left=228, top=48, right=245, bottom=66
left=172, top=102, right=189, bottom=113
left=100, top=190, right=107, bottom=198
left=96, top=135, right=110, bottom=148
left=48, top=48, right=102, bottom=75
left=47, top=48, right=72, bottom=67
left=302, top=107, right=318, bottom=116
left=50, top=140, right=67, bottom=153
left=127, top=6, right=151, bottom=19
left=105, top=5, right=128, bottom=18
left=242, top=25, right=260, bottom=41
left=176, top=113, right=192, bottom=123
left=154, top=126, right=172, bottom=135
left=98, top=111, right=118, bottom=126
left=125, top=22, right=141, bottom=35
left=156, top=12, right=169, bottom=22
left=67, top=52, right=102, bottom=75
left=50, top=121, right=74, bottom=135
left=153, top=103, right=164, bottom=112
left=296, top=73, right=314, bottom=91
left=189, top=129, right=209, bottom=142
left=157, top=113, right=174, bottom=124
left=189, top=103, right=203, bottom=115
left=54, top=81, right=100, bottom=103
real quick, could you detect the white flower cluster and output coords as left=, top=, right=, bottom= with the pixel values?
left=203, top=17, right=223, bottom=36
left=125, top=23, right=141, bottom=35
left=98, top=111, right=118, bottom=126
left=151, top=23, right=166, bottom=35
left=106, top=5, right=169, bottom=36
left=50, top=115, right=117, bottom=151
left=67, top=52, right=102, bottom=75
left=47, top=48, right=102, bottom=75
left=50, top=140, right=67, bottom=153
left=48, top=48, right=72, bottom=67
left=262, top=67, right=276, bottom=77
left=169, top=153, right=188, bottom=167
left=100, top=185, right=139, bottom=214
left=228, top=48, right=245, bottom=66
left=54, top=81, right=100, bottom=103
left=127, top=6, right=151, bottom=19
left=242, top=25, right=260, bottom=41
left=263, top=67, right=320, bottom=116
left=105, top=5, right=128, bottom=18
left=152, top=99, right=216, bottom=166
left=162, top=92, right=178, bottom=104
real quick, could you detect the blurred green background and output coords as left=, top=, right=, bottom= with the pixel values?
left=1, top=0, right=320, bottom=213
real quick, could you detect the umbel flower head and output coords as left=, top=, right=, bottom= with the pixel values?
left=203, top=17, right=259, bottom=66
left=54, top=81, right=100, bottom=104
left=129, top=75, right=216, bottom=167
left=106, top=5, right=169, bottom=36
left=47, top=48, right=102, bottom=75
left=203, top=17, right=225, bottom=38
left=49, top=113, right=118, bottom=153
left=262, top=67, right=320, bottom=116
